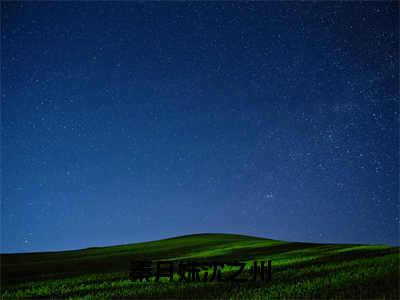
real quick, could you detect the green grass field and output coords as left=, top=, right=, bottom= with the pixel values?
left=1, top=233, right=399, bottom=299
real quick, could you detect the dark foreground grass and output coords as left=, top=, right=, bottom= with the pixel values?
left=1, top=233, right=399, bottom=299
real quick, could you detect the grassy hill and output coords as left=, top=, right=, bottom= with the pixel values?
left=1, top=233, right=399, bottom=299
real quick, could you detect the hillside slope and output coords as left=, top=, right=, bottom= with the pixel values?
left=1, top=233, right=399, bottom=299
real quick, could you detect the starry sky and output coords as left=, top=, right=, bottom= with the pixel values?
left=1, top=2, right=399, bottom=253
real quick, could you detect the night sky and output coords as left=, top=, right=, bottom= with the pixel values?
left=1, top=2, right=399, bottom=253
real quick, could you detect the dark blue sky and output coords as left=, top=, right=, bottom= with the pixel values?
left=1, top=2, right=399, bottom=253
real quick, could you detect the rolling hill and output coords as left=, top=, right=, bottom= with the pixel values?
left=1, top=233, right=399, bottom=299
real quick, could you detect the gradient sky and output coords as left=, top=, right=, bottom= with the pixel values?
left=1, top=2, right=399, bottom=253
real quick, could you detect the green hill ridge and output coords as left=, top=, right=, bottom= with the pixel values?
left=1, top=233, right=399, bottom=299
